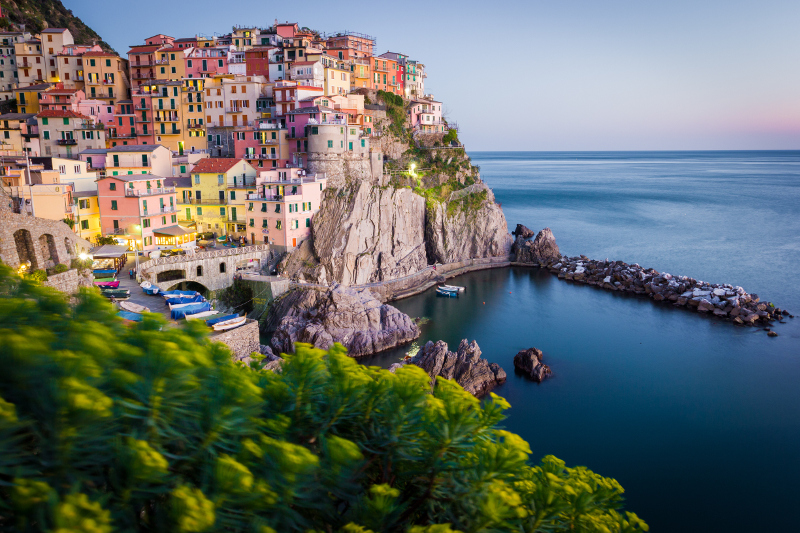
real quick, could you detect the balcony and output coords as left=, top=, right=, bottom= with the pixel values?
left=56, top=139, right=77, bottom=145
left=155, top=114, right=179, bottom=122
left=132, top=59, right=156, bottom=67
left=136, top=116, right=151, bottom=123
left=109, top=131, right=137, bottom=139
left=160, top=128, right=181, bottom=135
left=126, top=187, right=175, bottom=197
left=143, top=206, right=178, bottom=216
left=108, top=228, right=129, bottom=235
left=102, top=79, right=115, bottom=85
left=227, top=212, right=247, bottom=223
left=186, top=121, right=204, bottom=129
left=225, top=107, right=244, bottom=114
left=245, top=153, right=277, bottom=160
left=154, top=59, right=169, bottom=65
left=184, top=198, right=226, bottom=205
left=132, top=72, right=154, bottom=80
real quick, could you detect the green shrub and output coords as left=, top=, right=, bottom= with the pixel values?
left=0, top=264, right=647, bottom=533
left=26, top=268, right=48, bottom=282
left=442, top=129, right=459, bottom=145
left=52, top=263, right=69, bottom=274
left=71, top=257, right=94, bottom=271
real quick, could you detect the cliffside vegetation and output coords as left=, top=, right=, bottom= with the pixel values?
left=0, top=264, right=648, bottom=533
left=0, top=0, right=114, bottom=52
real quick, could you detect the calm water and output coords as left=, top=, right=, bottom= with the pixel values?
left=361, top=151, right=800, bottom=532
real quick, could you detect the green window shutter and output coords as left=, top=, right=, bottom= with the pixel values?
left=111, top=200, right=117, bottom=210
left=42, top=117, right=48, bottom=125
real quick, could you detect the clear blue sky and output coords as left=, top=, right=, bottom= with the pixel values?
left=67, top=0, right=799, bottom=150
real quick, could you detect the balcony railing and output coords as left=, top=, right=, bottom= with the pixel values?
left=159, top=128, right=181, bottom=135
left=244, top=153, right=278, bottom=160
left=225, top=107, right=244, bottom=114
left=143, top=206, right=178, bottom=215
left=155, top=114, right=179, bottom=122
left=126, top=187, right=175, bottom=197
left=227, top=212, right=247, bottom=222
left=108, top=228, right=129, bottom=235
left=182, top=198, right=226, bottom=205
left=56, top=139, right=77, bottom=145
left=132, top=60, right=156, bottom=67
left=102, top=79, right=115, bottom=85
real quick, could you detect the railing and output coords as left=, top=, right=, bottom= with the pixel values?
left=244, top=153, right=277, bottom=160
left=111, top=162, right=152, bottom=169
left=225, top=107, right=244, bottom=113
left=306, top=118, right=347, bottom=125
left=154, top=59, right=169, bottom=65
left=56, top=139, right=77, bottom=145
left=160, top=128, right=181, bottom=135
left=141, top=244, right=270, bottom=268
left=155, top=114, right=179, bottom=122
left=102, top=79, right=115, bottom=85
left=182, top=198, right=226, bottom=205
left=132, top=60, right=156, bottom=67
left=227, top=212, right=247, bottom=222
left=186, top=121, right=203, bottom=129
left=143, top=206, right=178, bottom=215
left=227, top=178, right=256, bottom=187
left=109, top=228, right=129, bottom=235
left=125, top=187, right=175, bottom=197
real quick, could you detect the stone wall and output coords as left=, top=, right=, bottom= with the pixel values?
left=42, top=268, right=94, bottom=294
left=0, top=200, right=92, bottom=271
left=209, top=319, right=260, bottom=362
left=238, top=275, right=291, bottom=320
left=307, top=151, right=383, bottom=188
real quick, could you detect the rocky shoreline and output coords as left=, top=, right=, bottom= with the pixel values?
left=511, top=225, right=791, bottom=333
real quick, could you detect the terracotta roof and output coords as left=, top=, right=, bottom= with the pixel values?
left=174, top=37, right=198, bottom=42
left=190, top=158, right=244, bottom=174
left=45, top=88, right=79, bottom=95
left=128, top=45, right=162, bottom=53
left=37, top=109, right=89, bottom=119
left=82, top=51, right=118, bottom=57
left=293, top=61, right=318, bottom=66
left=18, top=83, right=55, bottom=92
left=41, top=28, right=68, bottom=33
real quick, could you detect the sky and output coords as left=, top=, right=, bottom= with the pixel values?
left=67, top=0, right=799, bottom=151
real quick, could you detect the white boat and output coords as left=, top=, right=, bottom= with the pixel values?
left=169, top=301, right=202, bottom=310
left=212, top=316, right=247, bottom=331
left=120, top=301, right=149, bottom=313
left=185, top=310, right=218, bottom=320
left=140, top=281, right=152, bottom=289
left=440, top=284, right=465, bottom=292
left=436, top=286, right=459, bottom=298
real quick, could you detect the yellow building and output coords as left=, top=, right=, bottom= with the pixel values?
left=155, top=47, right=188, bottom=81
left=82, top=51, right=129, bottom=105
left=14, top=38, right=44, bottom=87
left=0, top=112, right=37, bottom=153
left=72, top=190, right=101, bottom=241
left=14, top=82, right=55, bottom=115
left=321, top=55, right=350, bottom=96
left=40, top=28, right=74, bottom=82
left=182, top=78, right=206, bottom=151
left=186, top=157, right=257, bottom=234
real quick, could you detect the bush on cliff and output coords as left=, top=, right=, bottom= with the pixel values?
left=0, top=264, right=648, bottom=533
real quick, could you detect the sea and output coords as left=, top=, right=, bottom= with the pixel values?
left=360, top=151, right=800, bottom=532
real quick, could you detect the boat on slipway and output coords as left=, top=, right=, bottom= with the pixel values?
left=212, top=315, right=247, bottom=331
left=119, top=301, right=149, bottom=313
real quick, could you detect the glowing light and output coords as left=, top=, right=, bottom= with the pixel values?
left=79, top=253, right=91, bottom=260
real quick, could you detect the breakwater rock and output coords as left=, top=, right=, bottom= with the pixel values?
left=531, top=255, right=789, bottom=327
left=267, top=286, right=420, bottom=358
left=393, top=339, right=506, bottom=397
left=513, top=227, right=560, bottom=264
left=513, top=348, right=551, bottom=382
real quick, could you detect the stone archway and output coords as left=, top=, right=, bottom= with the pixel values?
left=38, top=233, right=59, bottom=268
left=13, top=229, right=38, bottom=270
left=157, top=269, right=186, bottom=283
left=167, top=280, right=210, bottom=298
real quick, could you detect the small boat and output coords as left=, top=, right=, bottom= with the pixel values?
left=120, top=301, right=149, bottom=313
left=169, top=300, right=205, bottom=310
left=117, top=310, right=143, bottom=322
left=161, top=290, right=199, bottom=299
left=95, top=280, right=120, bottom=289
left=143, top=286, right=160, bottom=295
left=436, top=286, right=459, bottom=298
left=101, top=289, right=130, bottom=300
left=93, top=269, right=116, bottom=277
left=140, top=281, right=152, bottom=289
left=93, top=276, right=116, bottom=283
left=170, top=302, right=212, bottom=320
left=440, top=284, right=465, bottom=293
left=185, top=310, right=218, bottom=320
left=212, top=315, right=247, bottom=331
left=206, top=313, right=239, bottom=326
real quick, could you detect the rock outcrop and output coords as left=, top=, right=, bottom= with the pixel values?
left=306, top=182, right=428, bottom=286
left=513, top=348, right=551, bottom=382
left=267, top=286, right=420, bottom=358
left=425, top=185, right=513, bottom=264
left=512, top=224, right=535, bottom=239
left=407, top=339, right=506, bottom=397
left=513, top=227, right=560, bottom=264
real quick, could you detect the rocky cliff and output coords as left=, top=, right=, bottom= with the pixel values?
left=426, top=184, right=513, bottom=264
left=513, top=227, right=560, bottom=264
left=266, top=286, right=420, bottom=358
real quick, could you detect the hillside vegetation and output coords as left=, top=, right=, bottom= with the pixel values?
left=0, top=0, right=114, bottom=52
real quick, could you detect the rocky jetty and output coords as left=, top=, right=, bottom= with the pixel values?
left=512, top=224, right=535, bottom=239
left=396, top=339, right=507, bottom=397
left=267, top=286, right=420, bottom=358
left=513, top=227, right=560, bottom=264
left=513, top=348, right=551, bottom=382
left=534, top=255, right=788, bottom=327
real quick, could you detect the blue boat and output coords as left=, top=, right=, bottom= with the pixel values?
left=118, top=310, right=143, bottom=322
left=93, top=269, right=116, bottom=277
left=143, top=286, right=160, bottom=295
left=166, top=295, right=205, bottom=305
left=161, top=290, right=199, bottom=299
left=206, top=313, right=239, bottom=326
left=170, top=302, right=211, bottom=320
left=436, top=287, right=459, bottom=298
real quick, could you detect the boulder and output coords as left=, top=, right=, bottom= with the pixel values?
left=411, top=339, right=506, bottom=397
left=267, top=286, right=420, bottom=358
left=512, top=224, right=535, bottom=239
left=513, top=347, right=552, bottom=382
left=514, top=227, right=560, bottom=264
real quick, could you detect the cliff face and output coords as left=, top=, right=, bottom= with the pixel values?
left=426, top=184, right=513, bottom=264
left=309, top=182, right=428, bottom=286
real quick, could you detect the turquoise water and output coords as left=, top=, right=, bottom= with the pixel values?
left=361, top=151, right=800, bottom=532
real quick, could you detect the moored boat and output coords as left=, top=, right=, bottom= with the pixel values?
left=212, top=315, right=247, bottom=331
left=119, top=301, right=149, bottom=313
left=436, top=286, right=459, bottom=298
left=185, top=310, right=218, bottom=320
left=95, top=280, right=120, bottom=289
left=440, top=284, right=465, bottom=292
left=101, top=289, right=130, bottom=300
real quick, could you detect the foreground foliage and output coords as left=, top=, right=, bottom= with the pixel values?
left=0, top=265, right=648, bottom=532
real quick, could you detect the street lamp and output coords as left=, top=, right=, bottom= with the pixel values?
left=133, top=224, right=143, bottom=283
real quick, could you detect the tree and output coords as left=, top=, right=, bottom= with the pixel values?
left=0, top=264, right=647, bottom=533
left=95, top=235, right=117, bottom=245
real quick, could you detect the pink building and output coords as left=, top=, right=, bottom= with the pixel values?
left=39, top=87, right=85, bottom=112
left=407, top=98, right=446, bottom=133
left=185, top=46, right=231, bottom=79
left=97, top=173, right=188, bottom=252
left=273, top=81, right=323, bottom=116
left=246, top=168, right=327, bottom=251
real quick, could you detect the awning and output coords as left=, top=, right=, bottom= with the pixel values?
left=153, top=225, right=193, bottom=237
left=89, top=245, right=129, bottom=257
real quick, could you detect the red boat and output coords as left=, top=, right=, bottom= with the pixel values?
left=94, top=281, right=120, bottom=289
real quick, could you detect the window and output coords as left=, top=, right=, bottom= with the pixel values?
left=162, top=216, right=167, bottom=225
left=217, top=174, right=223, bottom=185
left=230, top=191, right=236, bottom=200
left=196, top=265, right=203, bottom=276
left=327, top=140, right=333, bottom=148
left=109, top=182, right=116, bottom=191
left=42, top=117, right=48, bottom=125
left=105, top=59, right=111, bottom=67
left=172, top=215, right=177, bottom=223
left=220, top=263, right=226, bottom=273
left=276, top=220, right=282, bottom=230
left=197, top=207, right=203, bottom=215
left=43, top=130, right=49, bottom=140
left=194, top=174, right=200, bottom=184
left=306, top=218, right=311, bottom=228
left=219, top=207, right=225, bottom=216
left=311, top=126, right=318, bottom=134
left=113, top=220, right=119, bottom=229
left=81, top=220, right=89, bottom=230
left=110, top=199, right=118, bottom=211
